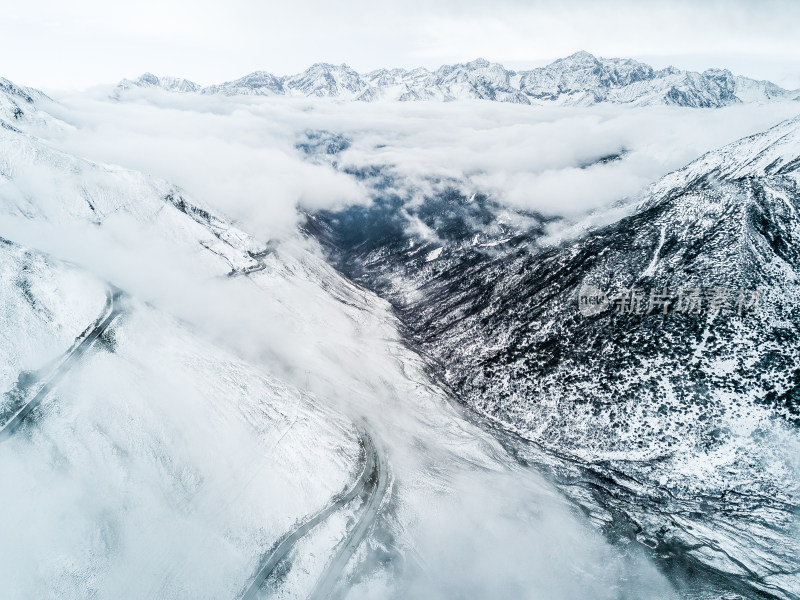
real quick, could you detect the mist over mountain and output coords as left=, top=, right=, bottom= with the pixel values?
left=1, top=36, right=800, bottom=600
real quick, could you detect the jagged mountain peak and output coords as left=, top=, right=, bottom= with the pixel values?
left=118, top=72, right=201, bottom=94
left=285, top=62, right=368, bottom=98
left=545, top=50, right=650, bottom=73
left=464, top=57, right=492, bottom=68
left=112, top=54, right=798, bottom=108
left=304, top=62, right=355, bottom=71
left=548, top=49, right=600, bottom=66
left=203, top=70, right=285, bottom=96
left=568, top=49, right=595, bottom=59
left=137, top=72, right=161, bottom=85
left=702, top=67, right=734, bottom=77
left=437, top=57, right=507, bottom=73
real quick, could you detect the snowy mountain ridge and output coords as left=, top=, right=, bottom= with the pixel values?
left=0, top=77, right=52, bottom=125
left=307, top=113, right=800, bottom=599
left=116, top=51, right=800, bottom=107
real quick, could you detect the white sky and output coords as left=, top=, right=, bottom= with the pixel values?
left=2, top=0, right=799, bottom=91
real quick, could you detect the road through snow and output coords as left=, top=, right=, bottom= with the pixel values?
left=307, top=433, right=388, bottom=600
left=240, top=424, right=387, bottom=600
left=0, top=288, right=122, bottom=442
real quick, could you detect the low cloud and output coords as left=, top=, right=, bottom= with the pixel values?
left=40, top=90, right=369, bottom=241
left=41, top=90, right=800, bottom=237
left=2, top=88, right=797, bottom=598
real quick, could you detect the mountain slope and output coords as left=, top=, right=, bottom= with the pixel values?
left=309, top=115, right=800, bottom=599
left=0, top=106, right=264, bottom=276
left=0, top=77, right=60, bottom=130
left=0, top=76, right=687, bottom=600
left=0, top=238, right=361, bottom=599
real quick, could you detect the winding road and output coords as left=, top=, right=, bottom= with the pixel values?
left=240, top=425, right=387, bottom=600
left=307, top=435, right=388, bottom=600
left=0, top=288, right=122, bottom=442
left=1, top=281, right=389, bottom=599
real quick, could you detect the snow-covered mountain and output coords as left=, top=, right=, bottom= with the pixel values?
left=0, top=82, right=365, bottom=597
left=308, top=115, right=800, bottom=599
left=115, top=72, right=201, bottom=94
left=116, top=51, right=800, bottom=107
left=0, top=77, right=56, bottom=128
left=1, top=76, right=692, bottom=599
left=1, top=77, right=268, bottom=277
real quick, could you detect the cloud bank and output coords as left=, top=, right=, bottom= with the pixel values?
left=42, top=90, right=800, bottom=236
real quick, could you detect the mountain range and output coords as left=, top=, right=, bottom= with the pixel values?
left=2, top=70, right=800, bottom=599
left=116, top=51, right=800, bottom=107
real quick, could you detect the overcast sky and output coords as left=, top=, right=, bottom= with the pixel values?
left=2, top=0, right=799, bottom=90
